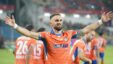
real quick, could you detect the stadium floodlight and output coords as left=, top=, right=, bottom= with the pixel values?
left=91, top=5, right=95, bottom=9
left=73, top=14, right=80, bottom=18
left=0, top=9, right=3, bottom=14
left=60, top=13, right=66, bottom=18
left=44, top=12, right=51, bottom=17
left=85, top=14, right=91, bottom=19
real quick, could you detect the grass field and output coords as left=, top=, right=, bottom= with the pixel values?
left=0, top=45, right=113, bottom=64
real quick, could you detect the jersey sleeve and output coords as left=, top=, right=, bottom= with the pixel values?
left=77, top=41, right=86, bottom=52
left=69, top=30, right=77, bottom=38
left=74, top=40, right=86, bottom=53
left=73, top=40, right=86, bottom=59
left=38, top=32, right=47, bottom=39
left=91, top=38, right=98, bottom=50
left=72, top=30, right=85, bottom=39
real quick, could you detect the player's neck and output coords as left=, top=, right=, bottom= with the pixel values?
left=52, top=28, right=62, bottom=34
left=82, top=36, right=88, bottom=42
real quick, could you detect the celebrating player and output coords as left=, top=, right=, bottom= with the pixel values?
left=4, top=11, right=113, bottom=64
left=83, top=31, right=99, bottom=64
left=14, top=25, right=35, bottom=64
left=26, top=28, right=46, bottom=64
left=70, top=39, right=92, bottom=64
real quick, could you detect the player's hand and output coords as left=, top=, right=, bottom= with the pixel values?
left=88, top=60, right=92, bottom=64
left=101, top=11, right=113, bottom=22
left=5, top=15, right=16, bottom=27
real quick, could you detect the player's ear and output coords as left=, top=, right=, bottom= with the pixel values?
left=49, top=20, right=52, bottom=26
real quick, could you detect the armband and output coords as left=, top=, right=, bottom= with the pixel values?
left=98, top=20, right=103, bottom=25
left=13, top=24, right=18, bottom=29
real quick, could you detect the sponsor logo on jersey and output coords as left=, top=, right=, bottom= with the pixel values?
left=54, top=44, right=68, bottom=48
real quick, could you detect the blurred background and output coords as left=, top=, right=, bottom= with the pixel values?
left=0, top=0, right=113, bottom=64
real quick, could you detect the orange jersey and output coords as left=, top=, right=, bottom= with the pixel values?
left=75, top=40, right=86, bottom=51
left=29, top=39, right=44, bottom=64
left=15, top=36, right=31, bottom=64
left=71, top=39, right=86, bottom=64
left=97, top=37, right=106, bottom=52
left=39, top=30, right=77, bottom=64
left=85, top=38, right=98, bottom=60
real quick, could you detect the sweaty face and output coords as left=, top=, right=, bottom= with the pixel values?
left=50, top=15, right=63, bottom=31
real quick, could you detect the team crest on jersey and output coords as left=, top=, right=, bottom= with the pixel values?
left=64, top=37, right=68, bottom=41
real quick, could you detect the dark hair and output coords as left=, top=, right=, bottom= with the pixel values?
left=50, top=13, right=60, bottom=19
left=37, top=27, right=45, bottom=32
left=98, top=31, right=104, bottom=36
left=25, top=24, right=34, bottom=31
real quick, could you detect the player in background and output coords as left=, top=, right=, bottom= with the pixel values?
left=70, top=39, right=92, bottom=64
left=26, top=27, right=46, bottom=64
left=14, top=24, right=35, bottom=64
left=83, top=31, right=99, bottom=64
left=4, top=12, right=113, bottom=64
left=97, top=31, right=107, bottom=64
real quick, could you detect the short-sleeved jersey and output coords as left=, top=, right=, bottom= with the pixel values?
left=29, top=39, right=44, bottom=64
left=97, top=37, right=106, bottom=52
left=71, top=39, right=86, bottom=64
left=85, top=38, right=98, bottom=60
left=39, top=30, right=77, bottom=64
left=15, top=36, right=31, bottom=64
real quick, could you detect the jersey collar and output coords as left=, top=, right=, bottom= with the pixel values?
left=50, top=28, right=63, bottom=36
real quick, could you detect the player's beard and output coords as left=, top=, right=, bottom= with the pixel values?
left=86, top=37, right=91, bottom=42
left=54, top=24, right=62, bottom=31
left=87, top=38, right=90, bottom=42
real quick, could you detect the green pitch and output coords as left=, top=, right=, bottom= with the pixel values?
left=104, top=45, right=113, bottom=64
left=0, top=49, right=14, bottom=64
left=0, top=45, right=113, bottom=64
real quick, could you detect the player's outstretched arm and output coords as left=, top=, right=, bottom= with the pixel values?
left=80, top=11, right=113, bottom=34
left=4, top=16, right=39, bottom=39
